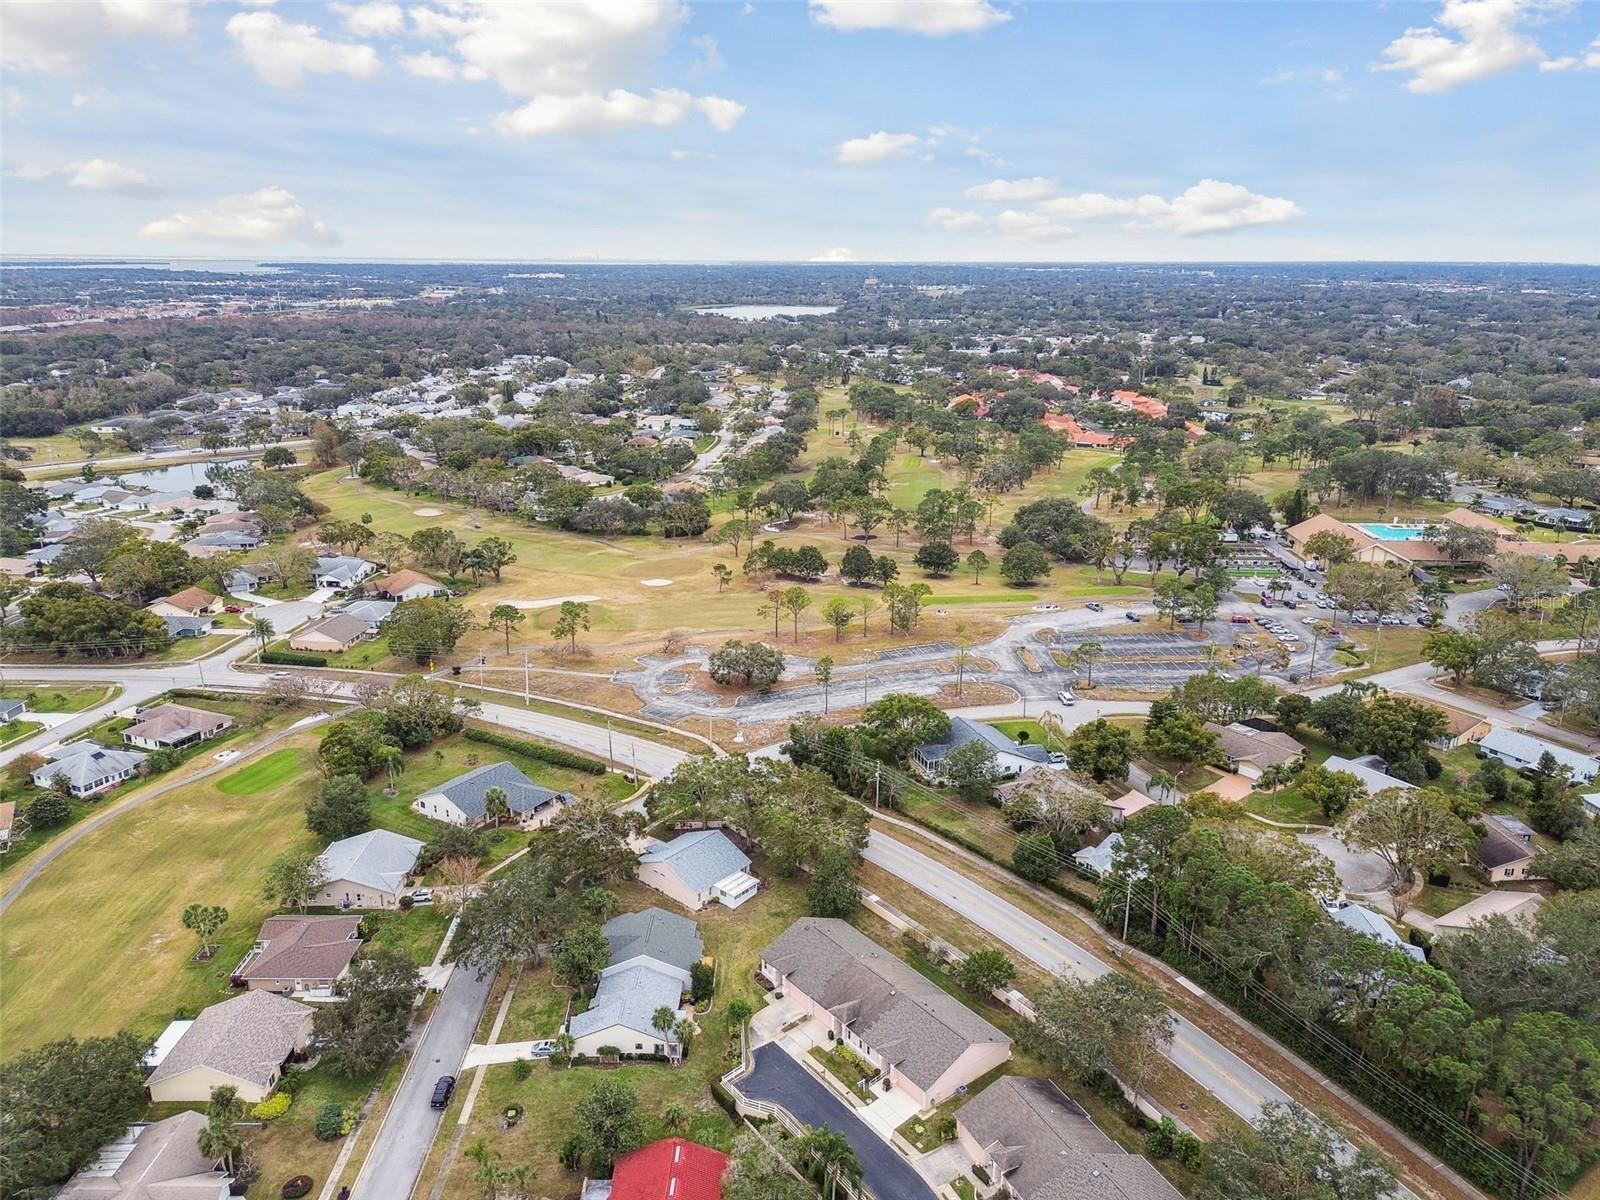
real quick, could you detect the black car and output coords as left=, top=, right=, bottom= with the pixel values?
left=430, top=1075, right=456, bottom=1108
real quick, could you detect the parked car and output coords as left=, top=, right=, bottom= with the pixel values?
left=224, top=605, right=243, bottom=614
left=1085, top=601, right=1103, bottom=612
left=1125, top=611, right=1143, bottom=622
left=270, top=671, right=292, bottom=679
left=408, top=888, right=434, bottom=905
left=1047, top=751, right=1069, bottom=766
left=527, top=1040, right=557, bottom=1060
left=1056, top=690, right=1077, bottom=705
left=1035, top=603, right=1061, bottom=612
left=430, top=1075, right=455, bottom=1108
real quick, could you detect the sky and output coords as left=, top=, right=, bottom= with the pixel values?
left=0, top=0, right=1596, bottom=263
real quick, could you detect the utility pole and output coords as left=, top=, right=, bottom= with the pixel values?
left=606, top=718, right=616, bottom=773
left=1123, top=873, right=1133, bottom=941
left=872, top=763, right=881, bottom=810
left=522, top=649, right=529, bottom=702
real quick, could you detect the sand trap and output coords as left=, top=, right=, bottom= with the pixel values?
left=506, top=594, right=600, bottom=610
left=413, top=507, right=445, bottom=517
left=641, top=578, right=674, bottom=587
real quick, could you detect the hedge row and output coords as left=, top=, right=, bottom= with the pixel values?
left=463, top=727, right=607, bottom=775
left=261, top=649, right=330, bottom=667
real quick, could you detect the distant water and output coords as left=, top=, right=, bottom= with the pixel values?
left=98, top=459, right=249, bottom=491
left=691, top=304, right=839, bottom=320
left=3, top=258, right=285, bottom=274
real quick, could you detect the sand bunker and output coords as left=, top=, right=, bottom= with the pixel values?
left=641, top=578, right=674, bottom=587
left=506, top=594, right=600, bottom=610
left=413, top=507, right=445, bottom=517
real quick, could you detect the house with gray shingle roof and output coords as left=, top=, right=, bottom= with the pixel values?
left=56, top=1112, right=230, bottom=1200
left=412, top=761, right=572, bottom=829
left=145, top=991, right=312, bottom=1104
left=567, top=908, right=704, bottom=1061
left=603, top=907, right=703, bottom=980
left=956, top=1076, right=1182, bottom=1200
left=313, top=554, right=378, bottom=589
left=31, top=741, right=147, bottom=797
left=911, top=717, right=1050, bottom=784
left=311, top=829, right=424, bottom=909
left=637, top=829, right=757, bottom=911
left=760, top=917, right=1012, bottom=1109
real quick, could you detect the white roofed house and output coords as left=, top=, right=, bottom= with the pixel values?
left=1320, top=754, right=1415, bottom=796
left=912, top=717, right=1051, bottom=785
left=310, top=828, right=424, bottom=909
left=412, top=761, right=574, bottom=829
left=313, top=555, right=378, bottom=590
left=31, top=742, right=147, bottom=797
left=759, top=917, right=1012, bottom=1110
left=1477, top=725, right=1600, bottom=783
left=637, top=829, right=758, bottom=911
left=289, top=613, right=374, bottom=654
left=1322, top=898, right=1425, bottom=961
left=567, top=908, right=705, bottom=1061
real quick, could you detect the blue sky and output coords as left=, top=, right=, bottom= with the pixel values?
left=1, top=0, right=1596, bottom=262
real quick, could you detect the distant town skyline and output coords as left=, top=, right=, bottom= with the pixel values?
left=1, top=0, right=1596, bottom=263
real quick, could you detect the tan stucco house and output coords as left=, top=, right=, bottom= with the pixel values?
left=145, top=991, right=312, bottom=1104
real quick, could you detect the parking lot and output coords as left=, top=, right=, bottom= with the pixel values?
left=1049, top=629, right=1218, bottom=687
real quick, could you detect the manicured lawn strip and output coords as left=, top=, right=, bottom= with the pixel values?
left=363, top=904, right=451, bottom=966
left=810, top=1043, right=878, bottom=1094
left=0, top=683, right=119, bottom=713
left=0, top=729, right=328, bottom=1050
left=217, top=746, right=306, bottom=794
left=986, top=719, right=1066, bottom=751
left=0, top=720, right=44, bottom=748
left=264, top=635, right=393, bottom=671
left=498, top=961, right=575, bottom=1044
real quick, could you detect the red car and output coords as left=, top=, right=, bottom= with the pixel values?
left=224, top=605, right=243, bottom=614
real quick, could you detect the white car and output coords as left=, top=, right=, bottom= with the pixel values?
left=527, top=1039, right=558, bottom=1060
left=407, top=888, right=434, bottom=904
left=1056, top=690, right=1077, bottom=705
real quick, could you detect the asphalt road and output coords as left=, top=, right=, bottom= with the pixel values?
left=740, top=1043, right=938, bottom=1200
left=350, top=962, right=496, bottom=1200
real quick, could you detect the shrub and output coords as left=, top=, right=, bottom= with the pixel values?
left=281, top=1178, right=313, bottom=1200
left=252, top=1093, right=292, bottom=1121
left=511, top=1059, right=533, bottom=1081
left=462, top=727, right=605, bottom=775
left=1174, top=1132, right=1205, bottom=1171
left=313, top=1102, right=347, bottom=1142
left=1145, top=1116, right=1178, bottom=1158
left=261, top=649, right=331, bottom=667
left=558, top=1132, right=586, bottom=1170
left=276, top=1066, right=307, bottom=1095
left=690, top=961, right=715, bottom=1005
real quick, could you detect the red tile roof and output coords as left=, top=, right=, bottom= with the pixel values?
left=609, top=1138, right=728, bottom=1200
left=1040, top=414, right=1126, bottom=448
left=1109, top=389, right=1168, bottom=419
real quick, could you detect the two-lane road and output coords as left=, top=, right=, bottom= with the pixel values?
left=349, top=962, right=496, bottom=1200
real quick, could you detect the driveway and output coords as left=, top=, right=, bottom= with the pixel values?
left=740, top=1043, right=937, bottom=1200
left=348, top=961, right=496, bottom=1200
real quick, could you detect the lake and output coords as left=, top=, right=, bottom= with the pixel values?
left=98, top=459, right=250, bottom=492
left=691, top=304, right=839, bottom=321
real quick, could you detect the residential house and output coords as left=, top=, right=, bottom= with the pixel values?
left=568, top=908, right=704, bottom=1060
left=289, top=613, right=374, bottom=654
left=340, top=599, right=396, bottom=627
left=1073, top=832, right=1124, bottom=878
left=311, top=829, right=424, bottom=909
left=1472, top=495, right=1540, bottom=519
left=0, top=556, right=41, bottom=578
left=0, top=697, right=27, bottom=723
left=1322, top=898, right=1424, bottom=961
left=161, top=613, right=215, bottom=640
left=412, top=761, right=573, bottom=829
left=597, top=1138, right=730, bottom=1200
left=1321, top=754, right=1414, bottom=797
left=56, top=1112, right=229, bottom=1200
left=313, top=555, right=378, bottom=589
left=1205, top=722, right=1303, bottom=782
left=1422, top=702, right=1491, bottom=750
left=957, top=1075, right=1182, bottom=1200
left=912, top=717, right=1051, bottom=784
left=1477, top=726, right=1600, bottom=783
left=183, top=530, right=263, bottom=558
left=1432, top=891, right=1543, bottom=938
left=145, top=991, right=313, bottom=1103
left=222, top=567, right=261, bottom=593
left=31, top=741, right=147, bottom=796
left=759, top=917, right=1012, bottom=1109
left=1039, top=413, right=1127, bottom=449
left=1476, top=815, right=1541, bottom=882
left=0, top=800, right=15, bottom=851
left=369, top=568, right=446, bottom=601
left=1534, top=506, right=1593, bottom=531
left=637, top=829, right=758, bottom=911
left=122, top=703, right=232, bottom=750
left=146, top=587, right=222, bottom=619
left=1104, top=789, right=1157, bottom=824
left=1107, top=389, right=1170, bottom=420
left=232, top=914, right=362, bottom=994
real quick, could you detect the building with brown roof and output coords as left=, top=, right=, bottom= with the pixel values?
left=957, top=1075, right=1182, bottom=1200
left=147, top=587, right=222, bottom=618
left=145, top=991, right=312, bottom=1103
left=1204, top=722, right=1304, bottom=782
left=57, top=1112, right=229, bottom=1200
left=369, top=568, right=446, bottom=602
left=1418, top=701, right=1491, bottom=750
left=1475, top=814, right=1542, bottom=883
left=232, top=914, right=362, bottom=994
left=122, top=702, right=232, bottom=750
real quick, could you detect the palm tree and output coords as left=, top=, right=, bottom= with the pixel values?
left=672, top=1017, right=695, bottom=1055
left=652, top=1005, right=677, bottom=1054
left=800, top=1127, right=862, bottom=1199
left=1147, top=768, right=1178, bottom=805
left=247, top=615, right=275, bottom=652
left=1072, top=639, right=1104, bottom=688
left=376, top=744, right=405, bottom=796
left=482, top=786, right=510, bottom=829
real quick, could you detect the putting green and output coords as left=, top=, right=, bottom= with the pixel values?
left=217, top=747, right=305, bottom=795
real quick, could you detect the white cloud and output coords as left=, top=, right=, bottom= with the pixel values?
left=139, top=186, right=340, bottom=246
left=403, top=51, right=458, bottom=80
left=669, top=148, right=717, bottom=161
left=494, top=88, right=743, bottom=137
left=3, top=87, right=30, bottom=118
left=1539, top=34, right=1600, bottom=71
left=835, top=131, right=922, bottom=165
left=964, top=146, right=1007, bottom=166
left=927, top=206, right=985, bottom=232
left=1375, top=0, right=1554, bottom=93
left=226, top=11, right=380, bottom=89
left=688, top=33, right=724, bottom=75
left=7, top=158, right=160, bottom=195
left=333, top=2, right=405, bottom=38
left=1, top=0, right=189, bottom=74
left=809, top=0, right=1010, bottom=36
left=996, top=209, right=1074, bottom=242
left=1036, top=192, right=1139, bottom=220
left=811, top=246, right=858, bottom=261
left=965, top=176, right=1057, bottom=203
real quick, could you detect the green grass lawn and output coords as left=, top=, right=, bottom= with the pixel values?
left=499, top=961, right=575, bottom=1043
left=264, top=635, right=393, bottom=670
left=0, top=683, right=119, bottom=713
left=362, top=903, right=451, bottom=966
left=0, top=719, right=44, bottom=749
left=985, top=719, right=1066, bottom=752
left=0, top=728, right=328, bottom=1051
left=217, top=746, right=306, bottom=795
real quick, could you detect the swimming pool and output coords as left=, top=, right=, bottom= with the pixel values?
left=1355, top=522, right=1428, bottom=541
